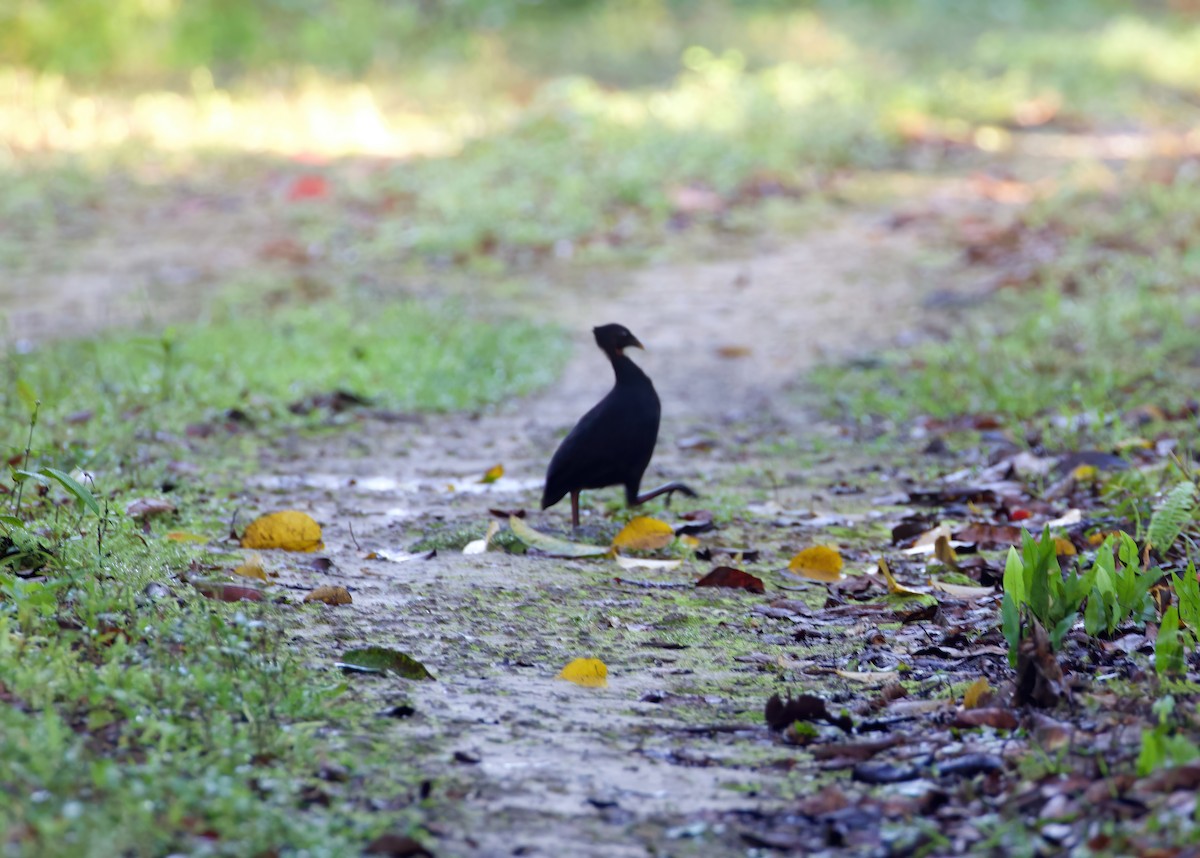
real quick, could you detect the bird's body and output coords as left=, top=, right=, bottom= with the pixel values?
left=542, top=324, right=695, bottom=527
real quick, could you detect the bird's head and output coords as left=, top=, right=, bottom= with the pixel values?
left=593, top=323, right=644, bottom=356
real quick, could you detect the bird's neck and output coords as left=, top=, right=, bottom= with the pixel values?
left=610, top=352, right=651, bottom=387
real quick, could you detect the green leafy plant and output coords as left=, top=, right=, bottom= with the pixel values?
left=1137, top=695, right=1200, bottom=775
left=1001, top=527, right=1095, bottom=665
left=1146, top=481, right=1197, bottom=556
left=1083, top=532, right=1165, bottom=637
left=1171, top=561, right=1200, bottom=632
left=1154, top=605, right=1186, bottom=677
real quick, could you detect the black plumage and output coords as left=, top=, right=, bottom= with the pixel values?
left=542, top=324, right=695, bottom=527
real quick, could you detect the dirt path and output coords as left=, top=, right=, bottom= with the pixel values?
left=250, top=210, right=949, bottom=855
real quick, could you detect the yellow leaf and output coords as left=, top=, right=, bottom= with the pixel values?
left=878, top=558, right=923, bottom=596
left=304, top=585, right=352, bottom=605
left=463, top=520, right=500, bottom=555
left=509, top=516, right=610, bottom=558
left=233, top=553, right=269, bottom=581
left=933, top=535, right=959, bottom=569
left=479, top=464, right=504, bottom=484
left=788, top=545, right=844, bottom=581
left=680, top=534, right=700, bottom=550
left=611, top=516, right=675, bottom=552
left=963, top=677, right=992, bottom=709
left=241, top=510, right=324, bottom=552
left=1053, top=537, right=1076, bottom=556
left=557, top=657, right=608, bottom=688
left=1070, top=464, right=1099, bottom=482
left=166, top=531, right=209, bottom=543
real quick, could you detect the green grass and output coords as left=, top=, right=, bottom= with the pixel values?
left=814, top=171, right=1200, bottom=448
left=2, top=301, right=568, bottom=471
left=0, top=523, right=429, bottom=857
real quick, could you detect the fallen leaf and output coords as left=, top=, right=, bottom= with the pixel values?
left=953, top=707, right=1019, bottom=730
left=288, top=174, right=329, bottom=201
left=810, top=737, right=903, bottom=762
left=716, top=345, right=752, bottom=359
left=241, top=510, right=324, bottom=552
left=615, top=556, right=683, bottom=571
left=696, top=566, right=765, bottom=594
left=125, top=497, right=177, bottom=520
left=462, top=520, right=500, bottom=555
left=304, top=585, right=352, bottom=605
left=788, top=545, right=844, bottom=581
left=962, top=677, right=992, bottom=709
left=479, top=464, right=504, bottom=484
left=837, top=670, right=898, bottom=684
left=932, top=534, right=959, bottom=568
left=194, top=581, right=264, bottom=603
left=674, top=509, right=715, bottom=535
left=765, top=693, right=853, bottom=733
left=558, top=658, right=608, bottom=688
left=1053, top=536, right=1076, bottom=556
left=166, top=531, right=208, bottom=543
left=877, top=558, right=924, bottom=596
left=612, top=516, right=675, bottom=552
left=373, top=549, right=436, bottom=563
left=1015, top=617, right=1070, bottom=708
left=339, top=647, right=434, bottom=680
left=509, top=516, right=610, bottom=558
left=233, top=554, right=269, bottom=581
left=929, top=579, right=996, bottom=600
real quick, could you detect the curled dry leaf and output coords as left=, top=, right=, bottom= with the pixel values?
left=509, top=516, right=609, bottom=558
left=877, top=558, right=924, bottom=596
left=194, top=581, right=264, bottom=603
left=305, top=585, right=352, bottom=606
left=696, top=566, right=765, bottom=594
left=241, top=510, right=324, bottom=552
left=612, top=516, right=675, bottom=552
left=614, top=556, right=682, bottom=572
left=125, top=497, right=177, bottom=520
left=788, top=545, right=844, bottom=581
left=765, top=693, right=853, bottom=733
left=462, top=520, right=500, bottom=555
left=929, top=579, right=997, bottom=600
left=558, top=658, right=608, bottom=688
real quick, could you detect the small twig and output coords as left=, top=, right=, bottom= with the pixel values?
left=348, top=520, right=362, bottom=552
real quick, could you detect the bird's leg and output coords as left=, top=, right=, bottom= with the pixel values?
left=633, top=481, right=699, bottom=509
left=571, top=490, right=581, bottom=529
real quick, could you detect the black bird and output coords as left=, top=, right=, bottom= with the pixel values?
left=542, top=323, right=696, bottom=528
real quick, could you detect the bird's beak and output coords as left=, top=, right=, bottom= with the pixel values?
left=629, top=336, right=645, bottom=351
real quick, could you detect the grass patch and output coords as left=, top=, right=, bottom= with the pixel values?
left=2, top=301, right=567, bottom=470
left=814, top=172, right=1200, bottom=448
left=0, top=517, right=430, bottom=856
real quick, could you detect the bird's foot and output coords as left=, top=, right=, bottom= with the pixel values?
left=634, top=481, right=699, bottom=509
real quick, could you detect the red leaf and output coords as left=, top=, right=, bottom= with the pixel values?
left=696, top=566, right=765, bottom=594
left=287, top=175, right=329, bottom=202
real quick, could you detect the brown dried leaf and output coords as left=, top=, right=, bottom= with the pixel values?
left=696, top=566, right=765, bottom=594
left=304, top=585, right=352, bottom=605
